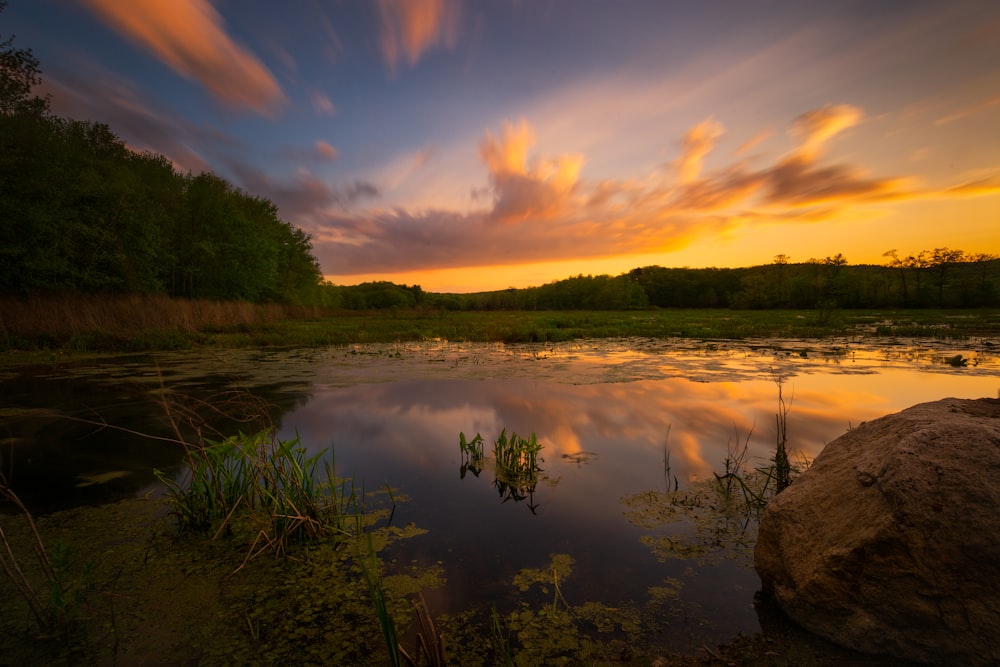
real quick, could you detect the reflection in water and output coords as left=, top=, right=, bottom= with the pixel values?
left=0, top=355, right=314, bottom=513
left=1, top=339, right=998, bottom=652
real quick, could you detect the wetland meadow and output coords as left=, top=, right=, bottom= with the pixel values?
left=2, top=309, right=999, bottom=665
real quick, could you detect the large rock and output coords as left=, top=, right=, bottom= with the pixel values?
left=755, top=397, right=1000, bottom=666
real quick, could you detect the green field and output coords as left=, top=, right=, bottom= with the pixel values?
left=3, top=296, right=999, bottom=355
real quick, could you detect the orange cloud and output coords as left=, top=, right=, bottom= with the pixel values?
left=788, top=104, right=862, bottom=159
left=479, top=118, right=535, bottom=176
left=943, top=175, right=1000, bottom=197
left=478, top=118, right=584, bottom=222
left=675, top=117, right=724, bottom=184
left=81, top=0, right=285, bottom=116
left=377, top=0, right=462, bottom=74
left=736, top=130, right=771, bottom=156
left=764, top=157, right=912, bottom=207
left=315, top=141, right=338, bottom=160
left=934, top=94, right=1000, bottom=126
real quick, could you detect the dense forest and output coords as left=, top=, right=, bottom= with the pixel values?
left=0, top=9, right=321, bottom=303
left=2, top=12, right=997, bottom=313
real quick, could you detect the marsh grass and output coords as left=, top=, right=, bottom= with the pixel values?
left=5, top=298, right=998, bottom=354
left=361, top=533, right=405, bottom=667
left=154, top=431, right=369, bottom=567
left=0, top=293, right=329, bottom=351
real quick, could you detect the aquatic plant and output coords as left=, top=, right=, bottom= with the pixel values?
left=493, top=429, right=542, bottom=483
left=459, top=429, right=546, bottom=511
left=407, top=594, right=447, bottom=666
left=361, top=532, right=405, bottom=667
left=490, top=605, right=515, bottom=667
left=627, top=378, right=810, bottom=572
left=772, top=374, right=793, bottom=493
left=501, top=554, right=641, bottom=664
left=458, top=431, right=485, bottom=478
left=155, top=431, right=368, bottom=565
left=361, top=531, right=446, bottom=667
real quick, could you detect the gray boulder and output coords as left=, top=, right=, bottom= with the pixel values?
left=755, top=397, right=1000, bottom=666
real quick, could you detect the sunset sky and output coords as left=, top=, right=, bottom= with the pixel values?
left=5, top=0, right=999, bottom=292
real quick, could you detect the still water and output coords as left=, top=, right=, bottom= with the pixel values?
left=2, top=337, right=998, bottom=650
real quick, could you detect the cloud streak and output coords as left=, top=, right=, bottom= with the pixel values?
left=81, top=0, right=285, bottom=116
left=377, top=0, right=462, bottom=74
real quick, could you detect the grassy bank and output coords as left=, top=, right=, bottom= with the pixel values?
left=2, top=294, right=999, bottom=354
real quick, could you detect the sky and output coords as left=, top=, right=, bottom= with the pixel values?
left=4, top=0, right=1000, bottom=293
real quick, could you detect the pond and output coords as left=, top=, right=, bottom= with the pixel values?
left=2, top=336, right=998, bottom=655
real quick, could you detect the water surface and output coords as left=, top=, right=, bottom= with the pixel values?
left=2, top=336, right=997, bottom=651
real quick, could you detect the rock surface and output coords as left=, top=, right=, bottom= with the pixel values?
left=755, top=397, right=1000, bottom=666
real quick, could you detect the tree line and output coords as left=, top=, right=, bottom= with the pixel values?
left=0, top=10, right=321, bottom=303
left=309, top=249, right=998, bottom=313
left=423, top=251, right=998, bottom=311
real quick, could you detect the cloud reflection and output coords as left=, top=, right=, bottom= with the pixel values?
left=278, top=376, right=885, bottom=487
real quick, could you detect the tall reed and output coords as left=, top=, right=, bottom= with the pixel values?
left=155, top=430, right=366, bottom=566
left=0, top=293, right=330, bottom=349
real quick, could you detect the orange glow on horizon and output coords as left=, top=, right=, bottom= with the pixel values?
left=324, top=191, right=1000, bottom=294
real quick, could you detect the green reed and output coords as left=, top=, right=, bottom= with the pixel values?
left=155, top=431, right=365, bottom=561
left=492, top=429, right=542, bottom=484
left=460, top=429, right=545, bottom=507
left=459, top=431, right=485, bottom=478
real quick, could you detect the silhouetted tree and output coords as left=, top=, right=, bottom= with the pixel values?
left=0, top=2, right=49, bottom=117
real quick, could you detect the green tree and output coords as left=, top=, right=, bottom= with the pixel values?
left=930, top=247, right=964, bottom=306
left=0, top=1, right=49, bottom=116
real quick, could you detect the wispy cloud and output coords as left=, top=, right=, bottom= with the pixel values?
left=309, top=90, right=337, bottom=116
left=377, top=0, right=462, bottom=74
left=228, top=162, right=380, bottom=221
left=41, top=61, right=236, bottom=174
left=788, top=104, right=862, bottom=160
left=934, top=94, right=1000, bottom=126
left=674, top=118, right=724, bottom=184
left=81, top=0, right=285, bottom=116
left=315, top=141, right=338, bottom=161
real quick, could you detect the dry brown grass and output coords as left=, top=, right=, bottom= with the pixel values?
left=0, top=294, right=327, bottom=345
